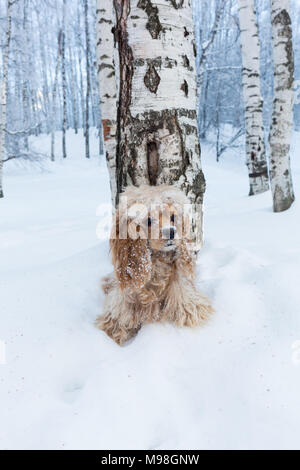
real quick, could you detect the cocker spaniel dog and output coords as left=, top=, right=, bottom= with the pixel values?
left=95, top=185, right=213, bottom=345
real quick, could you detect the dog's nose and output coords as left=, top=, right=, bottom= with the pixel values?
left=162, top=226, right=176, bottom=240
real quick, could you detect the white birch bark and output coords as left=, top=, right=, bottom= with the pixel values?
left=96, top=0, right=119, bottom=205
left=76, top=5, right=86, bottom=131
left=0, top=0, right=13, bottom=198
left=269, top=0, right=295, bottom=212
left=97, top=0, right=205, bottom=248
left=238, top=0, right=269, bottom=196
left=84, top=0, right=90, bottom=159
left=69, top=44, right=78, bottom=134
left=51, top=30, right=62, bottom=162
left=61, top=0, right=67, bottom=159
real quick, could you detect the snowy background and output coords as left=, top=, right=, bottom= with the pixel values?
left=1, top=129, right=300, bottom=450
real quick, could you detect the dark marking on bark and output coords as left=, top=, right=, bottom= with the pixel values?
left=102, top=119, right=113, bottom=141
left=273, top=9, right=294, bottom=89
left=188, top=171, right=206, bottom=204
left=135, top=58, right=145, bottom=66
left=144, top=62, right=161, bottom=93
left=147, top=141, right=160, bottom=185
left=274, top=9, right=291, bottom=26
left=183, top=55, right=190, bottom=68
left=249, top=170, right=268, bottom=178
left=183, top=27, right=189, bottom=37
left=137, top=0, right=163, bottom=39
left=127, top=147, right=138, bottom=185
left=165, top=57, right=176, bottom=68
left=166, top=0, right=184, bottom=9
left=99, top=63, right=114, bottom=72
left=177, top=109, right=197, bottom=119
left=181, top=80, right=188, bottom=97
left=183, top=124, right=197, bottom=135
left=113, top=0, right=134, bottom=205
left=100, top=18, right=113, bottom=24
left=192, top=41, right=197, bottom=57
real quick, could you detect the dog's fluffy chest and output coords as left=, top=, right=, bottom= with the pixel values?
left=132, top=253, right=177, bottom=306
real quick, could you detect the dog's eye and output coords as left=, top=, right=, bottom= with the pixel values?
left=170, top=214, right=175, bottom=223
left=147, top=217, right=152, bottom=227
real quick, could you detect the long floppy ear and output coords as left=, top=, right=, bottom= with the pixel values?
left=110, top=210, right=152, bottom=290
left=176, top=203, right=195, bottom=280
left=176, top=240, right=196, bottom=280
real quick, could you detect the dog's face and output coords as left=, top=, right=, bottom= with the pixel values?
left=110, top=185, right=192, bottom=289
left=126, top=198, right=184, bottom=252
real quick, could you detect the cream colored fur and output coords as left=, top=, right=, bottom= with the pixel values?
left=95, top=185, right=214, bottom=345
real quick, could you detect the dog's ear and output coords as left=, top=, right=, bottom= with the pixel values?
left=110, top=210, right=152, bottom=290
left=176, top=240, right=196, bottom=280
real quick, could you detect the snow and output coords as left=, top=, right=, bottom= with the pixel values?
left=1, top=128, right=300, bottom=450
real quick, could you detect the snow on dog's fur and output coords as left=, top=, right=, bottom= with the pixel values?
left=95, top=185, right=214, bottom=345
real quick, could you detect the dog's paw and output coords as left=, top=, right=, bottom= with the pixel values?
left=101, top=273, right=116, bottom=295
left=95, top=314, right=140, bottom=346
left=184, top=296, right=214, bottom=328
left=176, top=292, right=214, bottom=328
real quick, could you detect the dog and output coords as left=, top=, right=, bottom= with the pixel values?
left=95, top=185, right=213, bottom=345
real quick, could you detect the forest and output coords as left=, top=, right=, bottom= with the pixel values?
left=1, top=0, right=299, bottom=198
left=1, top=0, right=300, bottom=451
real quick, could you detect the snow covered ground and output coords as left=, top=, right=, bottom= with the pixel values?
left=1, top=129, right=300, bottom=450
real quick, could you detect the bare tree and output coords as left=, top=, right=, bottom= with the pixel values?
left=238, top=0, right=269, bottom=195
left=269, top=0, right=295, bottom=212
left=51, top=30, right=62, bottom=162
left=0, top=0, right=13, bottom=198
left=84, top=0, right=90, bottom=159
left=69, top=44, right=78, bottom=135
left=96, top=0, right=118, bottom=203
left=61, top=0, right=67, bottom=158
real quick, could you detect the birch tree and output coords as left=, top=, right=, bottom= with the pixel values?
left=84, top=0, right=90, bottom=159
left=0, top=0, right=13, bottom=198
left=61, top=0, right=67, bottom=159
left=96, top=0, right=118, bottom=205
left=97, top=0, right=206, bottom=248
left=51, top=30, right=62, bottom=162
left=269, top=0, right=295, bottom=212
left=238, top=0, right=269, bottom=196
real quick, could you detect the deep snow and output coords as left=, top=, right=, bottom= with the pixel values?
left=0, top=129, right=300, bottom=450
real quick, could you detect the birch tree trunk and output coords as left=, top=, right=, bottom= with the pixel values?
left=96, top=0, right=119, bottom=205
left=77, top=5, right=86, bottom=131
left=269, top=0, right=295, bottom=212
left=61, top=0, right=67, bottom=159
left=238, top=0, right=269, bottom=196
left=69, top=44, right=78, bottom=134
left=84, top=0, right=90, bottom=159
left=0, top=0, right=13, bottom=199
left=97, top=0, right=205, bottom=248
left=51, top=30, right=62, bottom=162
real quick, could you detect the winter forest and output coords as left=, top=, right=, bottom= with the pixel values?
left=1, top=0, right=300, bottom=450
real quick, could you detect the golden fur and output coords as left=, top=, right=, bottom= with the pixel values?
left=95, top=185, right=214, bottom=345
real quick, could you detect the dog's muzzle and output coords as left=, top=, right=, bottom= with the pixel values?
left=162, top=226, right=176, bottom=240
